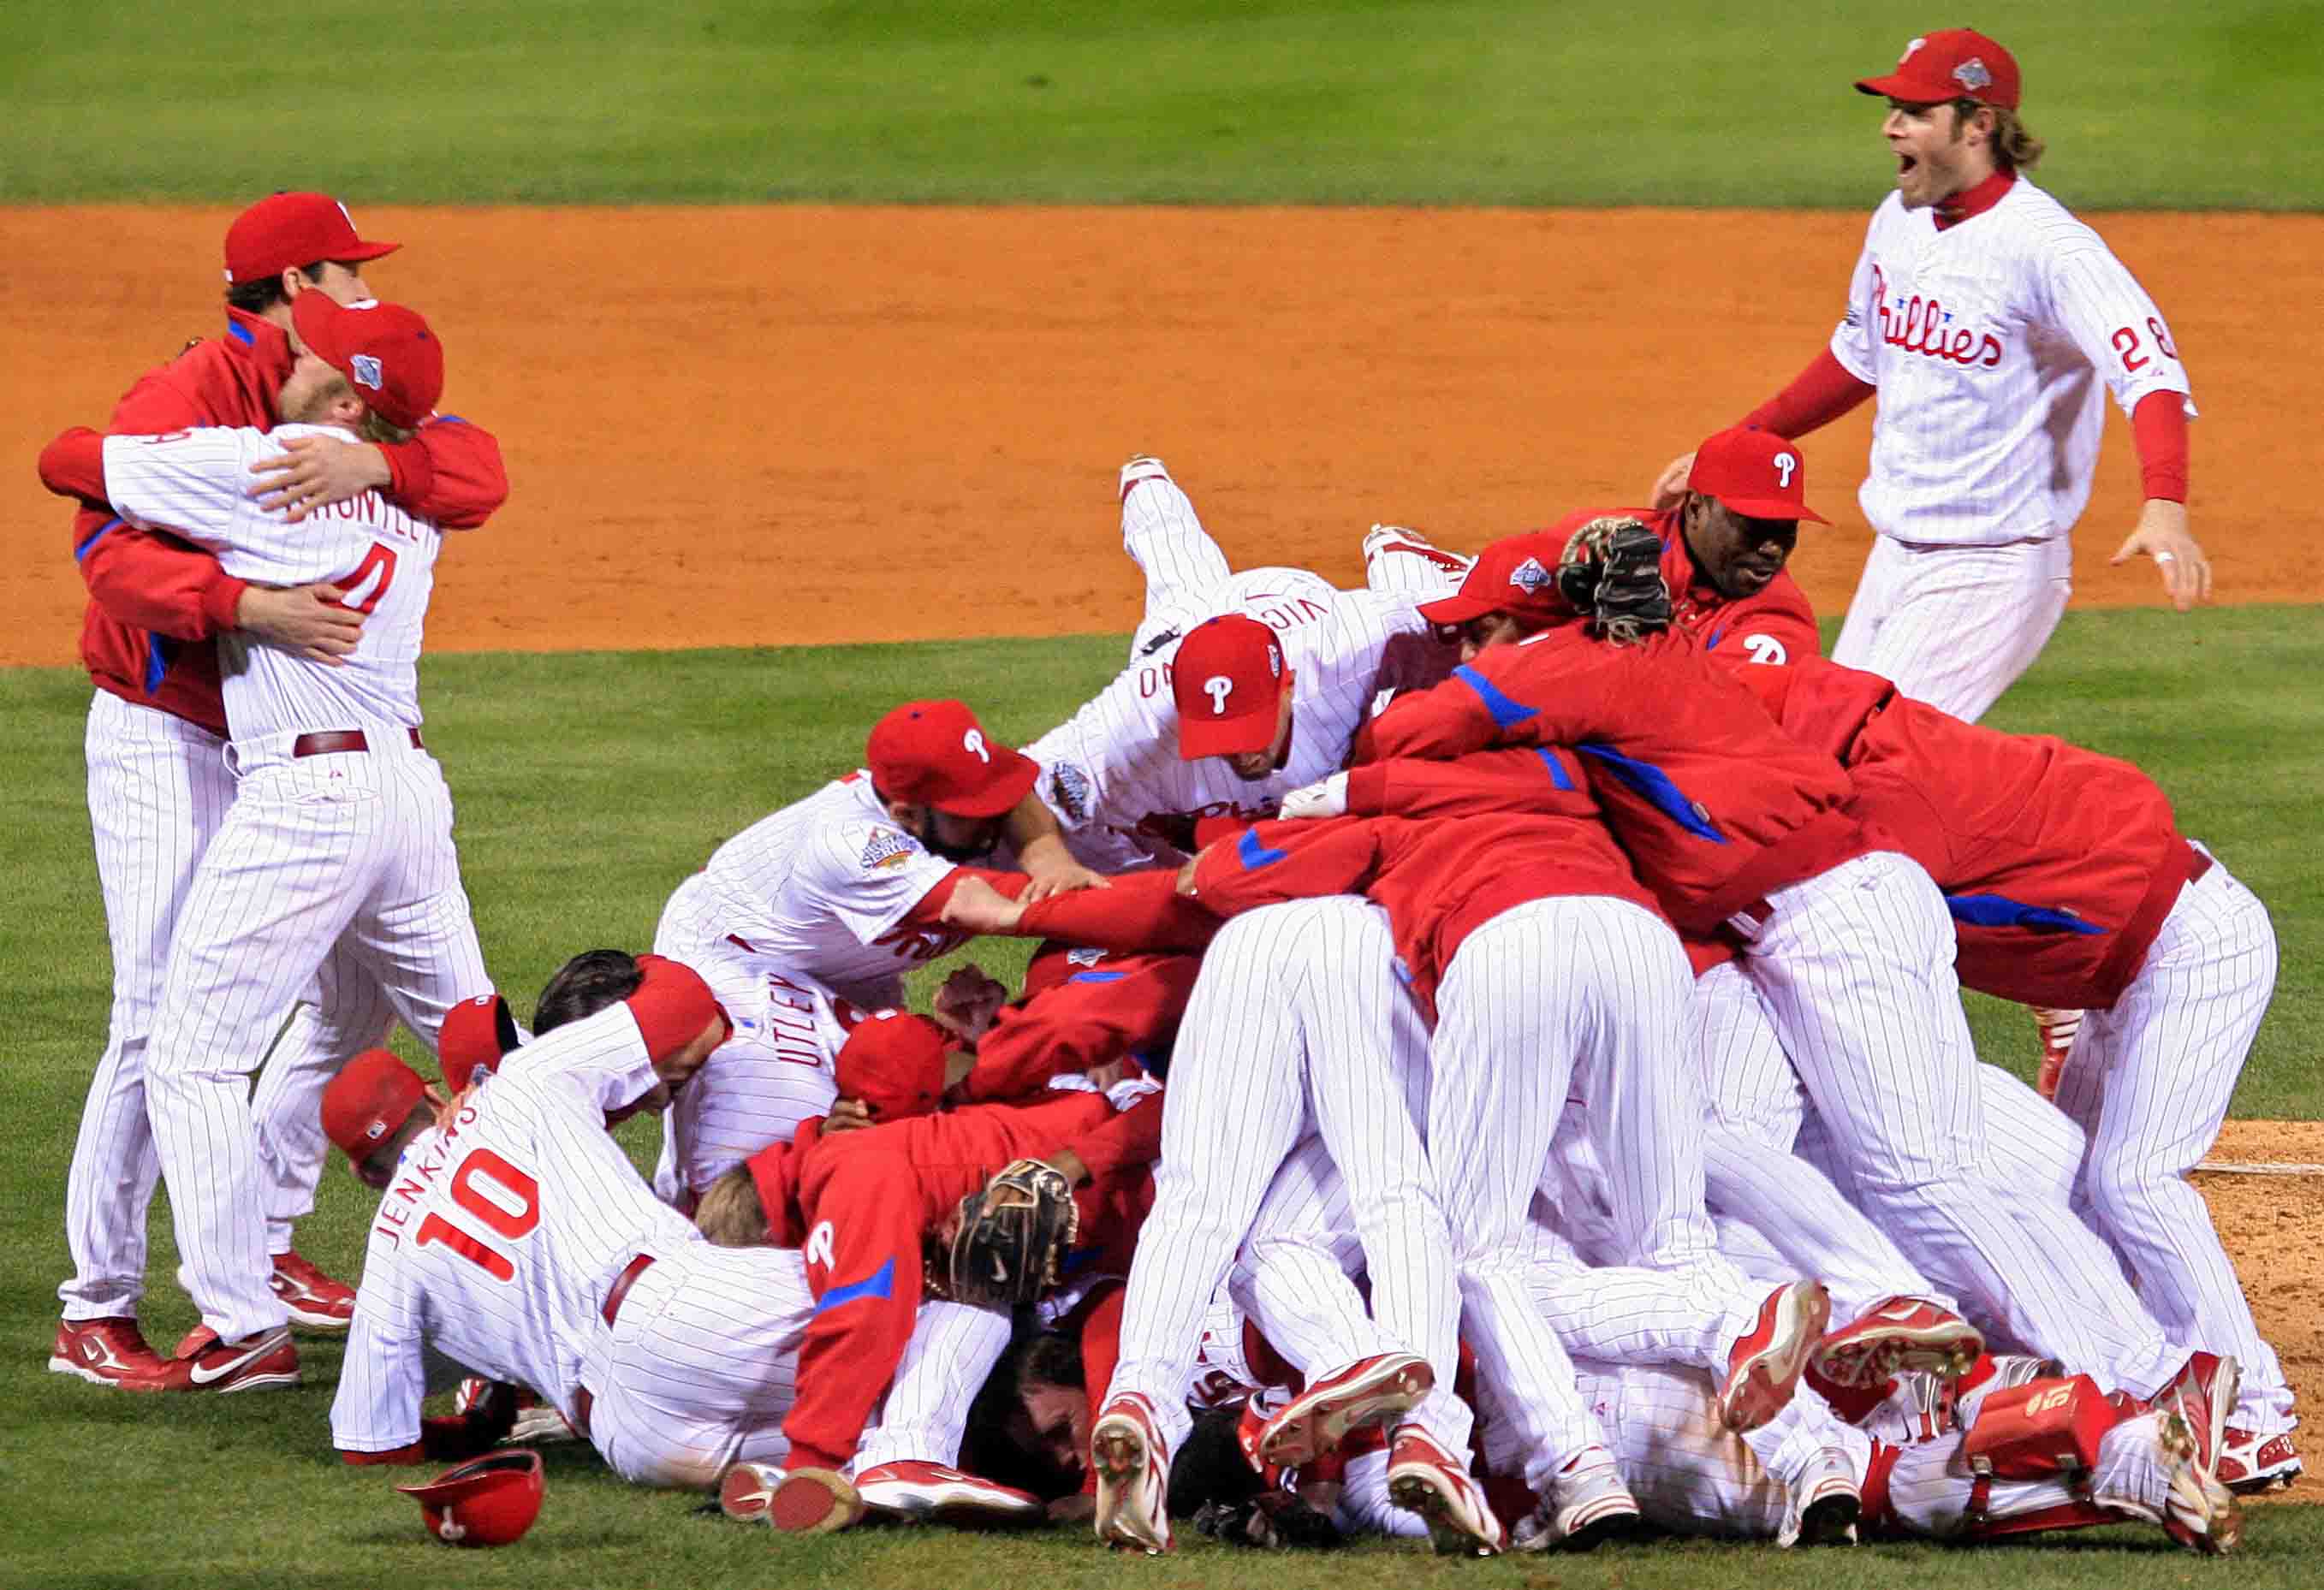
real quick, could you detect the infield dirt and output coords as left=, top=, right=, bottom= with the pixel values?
left=5, top=204, right=2321, bottom=1494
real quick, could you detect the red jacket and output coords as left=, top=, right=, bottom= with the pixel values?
left=746, top=1089, right=1162, bottom=1470
left=1191, top=750, right=1659, bottom=1016
left=1741, top=660, right=2202, bottom=1009
left=60, top=307, right=508, bottom=736
left=965, top=946, right=1201, bottom=1102
left=1548, top=505, right=1820, bottom=667
left=1353, top=626, right=1866, bottom=935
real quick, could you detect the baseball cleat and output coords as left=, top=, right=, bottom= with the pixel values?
left=1812, top=1296, right=1982, bottom=1389
left=1091, top=1393, right=1174, bottom=1553
left=2152, top=1411, right=2245, bottom=1555
left=853, top=1461, right=1044, bottom=1528
left=1386, top=1426, right=1507, bottom=1556
left=719, top=1461, right=788, bottom=1522
left=270, top=1250, right=356, bottom=1331
left=1256, top=1351, right=1435, bottom=1468
left=2216, top=1426, right=2302, bottom=1493
left=767, top=1468, right=866, bottom=1534
left=1720, top=1279, right=1830, bottom=1433
left=1512, top=1447, right=1638, bottom=1552
left=1790, top=1449, right=1862, bottom=1546
left=174, top=1325, right=218, bottom=1361
left=128, top=1326, right=300, bottom=1394
left=2163, top=1351, right=2239, bottom=1480
left=1119, top=455, right=1173, bottom=503
left=48, top=1316, right=169, bottom=1387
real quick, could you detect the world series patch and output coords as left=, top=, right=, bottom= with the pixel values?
left=860, top=828, right=917, bottom=870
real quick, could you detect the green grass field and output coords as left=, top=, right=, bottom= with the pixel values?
left=8, top=1, right=2321, bottom=1582
left=4, top=1, right=2321, bottom=207
left=6, top=613, right=2321, bottom=1585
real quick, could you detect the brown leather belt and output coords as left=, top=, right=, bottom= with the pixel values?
left=291, top=727, right=425, bottom=757
left=603, top=1253, right=655, bottom=1327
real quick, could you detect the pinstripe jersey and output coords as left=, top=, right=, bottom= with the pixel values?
left=690, top=774, right=966, bottom=1010
left=330, top=1001, right=696, bottom=1453
left=1025, top=576, right=1437, bottom=865
left=100, top=424, right=438, bottom=738
left=1834, top=177, right=2192, bottom=545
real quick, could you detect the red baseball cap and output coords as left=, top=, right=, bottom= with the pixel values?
left=1855, top=29, right=2021, bottom=110
left=1686, top=428, right=1829, bottom=523
left=834, top=1010, right=954, bottom=1122
left=322, top=1049, right=429, bottom=1161
left=398, top=1451, right=545, bottom=1547
left=223, top=192, right=400, bottom=286
left=1172, top=615, right=1289, bottom=759
left=290, top=293, right=445, bottom=430
left=865, top=699, right=1038, bottom=817
left=439, top=992, right=520, bottom=1093
left=1416, top=530, right=1572, bottom=627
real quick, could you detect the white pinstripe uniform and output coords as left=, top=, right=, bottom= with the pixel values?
left=99, top=424, right=488, bottom=1344
left=1118, top=460, right=1233, bottom=661
left=2053, top=850, right=2291, bottom=1437
left=1105, top=899, right=1471, bottom=1457
left=1697, top=955, right=2187, bottom=1399
left=1030, top=471, right=1438, bottom=872
left=648, top=778, right=972, bottom=1200
left=1825, top=179, right=2194, bottom=721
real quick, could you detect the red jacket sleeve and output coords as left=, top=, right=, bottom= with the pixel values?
left=1701, top=577, right=1822, bottom=667
left=782, top=1143, right=926, bottom=1471
left=394, top=416, right=511, bottom=531
left=1066, top=1089, right=1164, bottom=1184
left=1346, top=747, right=1596, bottom=821
left=965, top=953, right=1200, bottom=1103
left=1738, top=348, right=1877, bottom=439
left=1350, top=672, right=1502, bottom=764
left=1012, top=868, right=1220, bottom=953
left=1188, top=817, right=1391, bottom=914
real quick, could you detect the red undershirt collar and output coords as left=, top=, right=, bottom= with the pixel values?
left=1934, top=169, right=2016, bottom=231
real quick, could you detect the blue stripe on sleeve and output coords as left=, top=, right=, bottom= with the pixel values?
left=1944, top=894, right=2109, bottom=936
left=225, top=317, right=253, bottom=347
left=1574, top=743, right=1727, bottom=844
left=1534, top=746, right=1574, bottom=791
left=1068, top=970, right=1128, bottom=984
left=812, top=1256, right=896, bottom=1315
left=143, top=635, right=168, bottom=694
left=1238, top=828, right=1289, bottom=869
left=74, top=517, right=124, bottom=562
left=1452, top=664, right=1540, bottom=729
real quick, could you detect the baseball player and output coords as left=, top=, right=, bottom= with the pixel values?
left=45, top=192, right=508, bottom=1387
left=1014, top=458, right=1445, bottom=875
left=1346, top=525, right=2210, bottom=1410
left=1649, top=27, right=2206, bottom=725
left=1370, top=426, right=1823, bottom=668
left=1737, top=656, right=2296, bottom=1486
left=45, top=294, right=493, bottom=1391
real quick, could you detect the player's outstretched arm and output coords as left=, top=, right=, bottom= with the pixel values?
left=2111, top=499, right=2211, bottom=612
left=1007, top=790, right=1110, bottom=901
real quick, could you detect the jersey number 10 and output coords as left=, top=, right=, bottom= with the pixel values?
left=415, top=1148, right=541, bottom=1282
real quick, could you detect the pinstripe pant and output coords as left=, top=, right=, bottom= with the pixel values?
left=1121, top=466, right=1232, bottom=659
left=1108, top=899, right=1466, bottom=1454
left=2055, top=854, right=2292, bottom=1433
left=1230, top=1134, right=1401, bottom=1380
left=146, top=738, right=490, bottom=1343
left=1829, top=534, right=2071, bottom=722
left=1741, top=851, right=2178, bottom=1394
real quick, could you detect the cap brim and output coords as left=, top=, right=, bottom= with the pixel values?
left=925, top=749, right=1038, bottom=818
left=1719, top=496, right=1830, bottom=525
left=341, top=239, right=401, bottom=264
left=1417, top=591, right=1501, bottom=626
left=1177, top=711, right=1280, bottom=761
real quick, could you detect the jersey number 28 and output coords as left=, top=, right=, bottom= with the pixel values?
left=415, top=1148, right=540, bottom=1282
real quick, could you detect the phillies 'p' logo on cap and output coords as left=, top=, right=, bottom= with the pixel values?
left=1172, top=614, right=1292, bottom=760
left=1685, top=426, right=1830, bottom=524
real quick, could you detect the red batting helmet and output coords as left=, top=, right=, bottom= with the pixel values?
left=397, top=1450, right=544, bottom=1547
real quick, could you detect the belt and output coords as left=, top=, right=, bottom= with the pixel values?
left=291, top=727, right=425, bottom=757
left=2185, top=842, right=2214, bottom=887
left=603, top=1253, right=655, bottom=1327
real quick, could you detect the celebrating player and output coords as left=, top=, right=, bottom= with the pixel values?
left=1650, top=28, right=2206, bottom=721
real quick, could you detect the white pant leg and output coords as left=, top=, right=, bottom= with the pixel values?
left=1430, top=905, right=1608, bottom=1490
left=1229, top=1135, right=1388, bottom=1378
left=255, top=953, right=397, bottom=1252
left=853, top=1302, right=1013, bottom=1471
left=1525, top=1211, right=1756, bottom=1377
left=341, top=752, right=491, bottom=1046
left=62, top=695, right=233, bottom=1320
left=1828, top=536, right=2071, bottom=722
left=2058, top=858, right=2292, bottom=1432
left=1298, top=900, right=1469, bottom=1451
left=1121, top=468, right=1231, bottom=659
left=1743, top=851, right=2166, bottom=1388
left=586, top=1239, right=815, bottom=1487
left=146, top=752, right=393, bottom=1341
left=1106, top=904, right=1318, bottom=1452
left=1981, top=1063, right=2085, bottom=1206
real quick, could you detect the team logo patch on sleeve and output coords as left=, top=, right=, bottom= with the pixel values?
left=1067, top=946, right=1108, bottom=968
left=1507, top=556, right=1553, bottom=594
left=859, top=828, right=917, bottom=870
left=1047, top=762, right=1092, bottom=822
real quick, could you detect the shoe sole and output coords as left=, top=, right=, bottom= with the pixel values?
left=1722, top=1283, right=1830, bottom=1433
left=2223, top=1458, right=2303, bottom=1496
left=1388, top=1468, right=1503, bottom=1557
left=769, top=1470, right=864, bottom=1534
left=1091, top=1416, right=1169, bottom=1553
left=719, top=1467, right=779, bottom=1522
left=46, top=1354, right=141, bottom=1388
left=282, top=1306, right=353, bottom=1332
left=860, top=1488, right=1043, bottom=1528
left=1555, top=1494, right=1641, bottom=1552
left=1258, top=1356, right=1435, bottom=1468
left=1814, top=1318, right=1984, bottom=1389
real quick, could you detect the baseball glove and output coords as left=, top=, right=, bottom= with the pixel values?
left=1192, top=1492, right=1345, bottom=1550
left=1556, top=515, right=1673, bottom=644
left=946, top=1158, right=1079, bottom=1308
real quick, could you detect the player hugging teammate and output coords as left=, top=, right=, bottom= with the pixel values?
left=39, top=25, right=2283, bottom=1566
